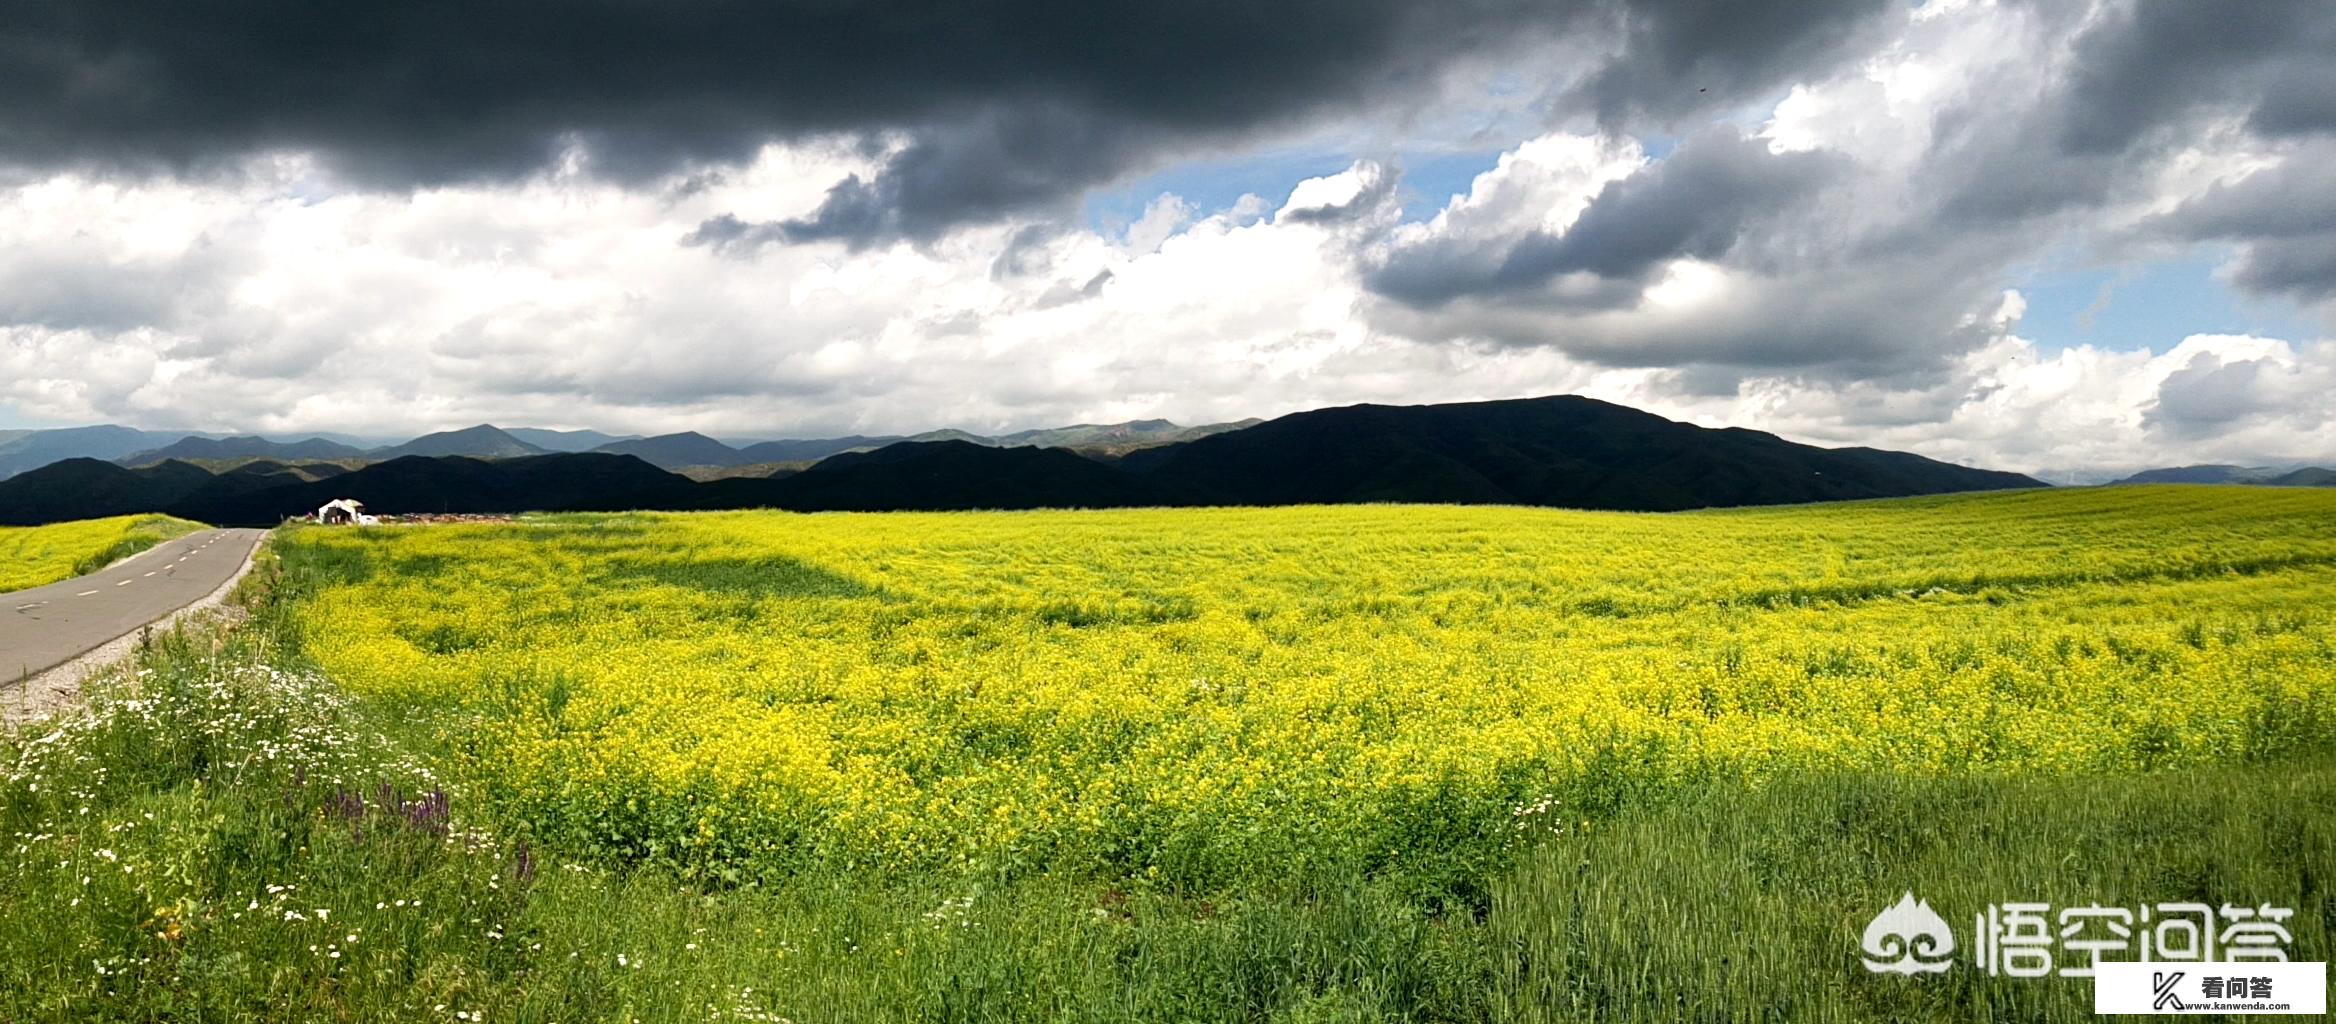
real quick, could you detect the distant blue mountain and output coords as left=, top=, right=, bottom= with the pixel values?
left=2109, top=464, right=2336, bottom=486
left=368, top=425, right=549, bottom=459
left=0, top=425, right=191, bottom=480
left=590, top=432, right=754, bottom=469
left=119, top=435, right=365, bottom=466
left=506, top=427, right=639, bottom=452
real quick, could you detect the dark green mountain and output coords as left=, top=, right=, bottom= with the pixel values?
left=701, top=440, right=1177, bottom=512
left=2268, top=467, right=2336, bottom=486
left=590, top=432, right=753, bottom=469
left=120, top=435, right=365, bottom=466
left=991, top=419, right=1184, bottom=447
left=168, top=454, right=692, bottom=525
left=368, top=425, right=549, bottom=460
left=728, top=419, right=1258, bottom=463
left=994, top=419, right=1260, bottom=453
left=734, top=435, right=907, bottom=463
left=0, top=395, right=2050, bottom=525
left=153, top=460, right=358, bottom=514
left=0, top=458, right=215, bottom=524
left=505, top=428, right=638, bottom=452
left=1120, top=395, right=2041, bottom=510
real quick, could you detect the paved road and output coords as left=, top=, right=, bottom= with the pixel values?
left=1, top=528, right=266, bottom=681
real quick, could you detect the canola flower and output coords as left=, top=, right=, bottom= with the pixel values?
left=0, top=514, right=205, bottom=593
left=278, top=486, right=2336, bottom=884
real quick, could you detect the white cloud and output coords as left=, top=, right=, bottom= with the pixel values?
left=1, top=0, right=2331, bottom=478
left=1623, top=329, right=2336, bottom=478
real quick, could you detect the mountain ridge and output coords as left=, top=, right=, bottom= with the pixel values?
left=368, top=424, right=550, bottom=460
left=591, top=432, right=760, bottom=469
left=0, top=395, right=2048, bottom=526
left=120, top=435, right=367, bottom=466
left=2108, top=464, right=2336, bottom=487
left=1120, top=397, right=2038, bottom=511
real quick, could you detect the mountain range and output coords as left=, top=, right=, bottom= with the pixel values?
left=122, top=435, right=370, bottom=465
left=0, top=395, right=2047, bottom=526
left=0, top=425, right=191, bottom=479
left=2106, top=464, right=2336, bottom=487
left=0, top=417, right=1260, bottom=481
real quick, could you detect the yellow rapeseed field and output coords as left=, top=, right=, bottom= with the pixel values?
left=279, top=486, right=2336, bottom=883
left=0, top=514, right=205, bottom=593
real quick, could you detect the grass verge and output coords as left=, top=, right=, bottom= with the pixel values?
left=69, top=515, right=209, bottom=577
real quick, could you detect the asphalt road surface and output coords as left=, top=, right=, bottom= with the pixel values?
left=2, top=528, right=266, bottom=682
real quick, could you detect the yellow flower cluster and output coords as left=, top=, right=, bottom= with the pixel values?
left=280, top=486, right=2336, bottom=883
left=0, top=514, right=204, bottom=592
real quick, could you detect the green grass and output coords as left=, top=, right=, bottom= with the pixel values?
left=1, top=616, right=2326, bottom=1022
left=0, top=514, right=207, bottom=592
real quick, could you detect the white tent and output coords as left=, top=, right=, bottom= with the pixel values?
left=316, top=498, right=371, bottom=525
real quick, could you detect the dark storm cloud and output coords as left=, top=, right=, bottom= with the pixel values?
left=1361, top=0, right=2336, bottom=387
left=2055, top=0, right=2336, bottom=154
left=2157, top=158, right=2336, bottom=239
left=0, top=0, right=1899, bottom=245
left=1499, top=133, right=1837, bottom=279
left=2150, top=145, right=2336, bottom=302
left=1566, top=0, right=1895, bottom=128
left=1368, top=130, right=1839, bottom=308
left=1918, top=0, right=2336, bottom=231
left=1883, top=0, right=2336, bottom=243
left=1367, top=239, right=2015, bottom=375
left=2250, top=62, right=2336, bottom=137
left=677, top=214, right=760, bottom=253
left=746, top=106, right=1154, bottom=250
left=2225, top=239, right=2336, bottom=302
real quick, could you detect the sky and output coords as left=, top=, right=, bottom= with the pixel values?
left=1, top=0, right=2332, bottom=478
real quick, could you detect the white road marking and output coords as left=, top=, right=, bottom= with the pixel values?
left=76, top=590, right=98, bottom=597
left=116, top=579, right=134, bottom=587
left=143, top=571, right=157, bottom=577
